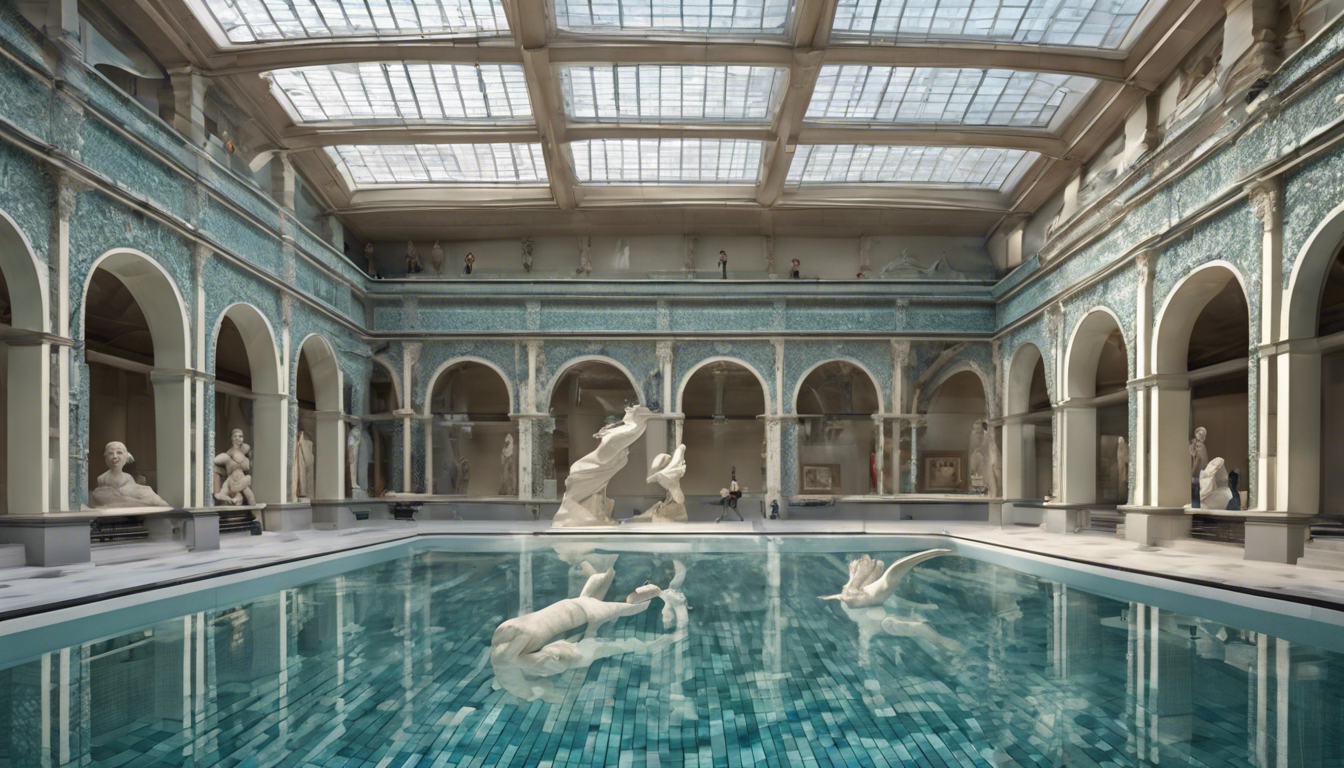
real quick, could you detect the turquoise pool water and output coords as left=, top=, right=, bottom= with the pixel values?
left=0, top=536, right=1341, bottom=767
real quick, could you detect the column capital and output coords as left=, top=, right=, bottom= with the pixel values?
left=1245, top=176, right=1282, bottom=227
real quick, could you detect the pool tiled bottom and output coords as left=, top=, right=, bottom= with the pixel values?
left=2, top=543, right=1341, bottom=767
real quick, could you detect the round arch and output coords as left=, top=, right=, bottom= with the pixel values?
left=1153, top=261, right=1249, bottom=375
left=676, top=356, right=772, bottom=415
left=213, top=303, right=282, bottom=395
left=918, top=362, right=993, bottom=415
left=1061, top=307, right=1132, bottom=506
left=1064, top=307, right=1129, bottom=400
left=424, top=357, right=516, bottom=496
left=0, top=208, right=50, bottom=513
left=1284, top=198, right=1344, bottom=340
left=790, top=358, right=885, bottom=414
left=542, top=355, right=645, bottom=408
left=423, top=356, right=515, bottom=417
left=370, top=355, right=402, bottom=412
left=213, top=303, right=285, bottom=505
left=295, top=333, right=344, bottom=500
left=1006, top=342, right=1046, bottom=416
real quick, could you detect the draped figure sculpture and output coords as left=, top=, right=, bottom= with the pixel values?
left=820, top=550, right=961, bottom=665
left=212, top=429, right=255, bottom=506
left=499, top=434, right=518, bottom=496
left=628, top=443, right=688, bottom=523
left=1199, top=457, right=1234, bottom=510
left=292, top=429, right=315, bottom=500
left=551, top=405, right=654, bottom=527
left=91, top=441, right=170, bottom=509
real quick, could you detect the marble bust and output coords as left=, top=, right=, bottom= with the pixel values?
left=1199, top=457, right=1234, bottom=510
left=212, top=428, right=255, bottom=506
left=91, top=441, right=170, bottom=509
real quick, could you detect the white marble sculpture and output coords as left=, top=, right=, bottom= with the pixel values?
left=821, top=550, right=953, bottom=608
left=428, top=241, right=445, bottom=274
left=499, top=434, right=518, bottom=496
left=1189, top=426, right=1209, bottom=479
left=981, top=420, right=1001, bottom=498
left=1117, top=436, right=1129, bottom=490
left=968, top=420, right=1000, bottom=497
left=1199, top=457, right=1233, bottom=510
left=347, top=424, right=363, bottom=496
left=91, top=441, right=170, bottom=509
left=293, top=429, right=314, bottom=500
left=551, top=405, right=654, bottom=527
left=212, top=428, right=255, bottom=506
left=490, top=564, right=687, bottom=702
left=628, top=444, right=688, bottom=523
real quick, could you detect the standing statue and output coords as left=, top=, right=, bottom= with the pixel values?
left=213, top=428, right=255, bottom=506
left=1190, top=426, right=1209, bottom=507
left=969, top=421, right=988, bottom=493
left=789, top=258, right=801, bottom=279
left=90, top=441, right=170, bottom=508
left=347, top=424, right=363, bottom=495
left=428, top=241, right=445, bottom=274
left=405, top=242, right=423, bottom=274
left=979, top=420, right=1001, bottom=498
left=293, top=429, right=315, bottom=500
left=629, top=444, right=687, bottom=523
left=551, top=405, right=655, bottom=527
left=1199, top=457, right=1234, bottom=510
left=716, top=467, right=743, bottom=522
left=521, top=237, right=534, bottom=273
left=718, top=250, right=728, bottom=279
left=499, top=434, right=518, bottom=496
left=362, top=242, right=376, bottom=276
left=464, top=251, right=476, bottom=276
left=1117, top=435, right=1129, bottom=493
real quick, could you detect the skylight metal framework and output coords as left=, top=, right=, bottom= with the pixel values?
left=198, top=0, right=511, bottom=43
left=560, top=64, right=788, bottom=123
left=270, top=63, right=532, bottom=124
left=830, top=0, right=1152, bottom=49
left=807, top=66, right=1096, bottom=130
left=552, top=0, right=794, bottom=37
left=570, top=138, right=765, bottom=183
left=786, top=145, right=1036, bottom=189
left=326, top=143, right=548, bottom=185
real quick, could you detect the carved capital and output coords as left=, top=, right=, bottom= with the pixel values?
left=52, top=171, right=89, bottom=221
left=1246, top=177, right=1282, bottom=228
left=891, top=339, right=911, bottom=369
left=192, top=242, right=213, bottom=278
left=1135, top=249, right=1156, bottom=287
left=656, top=340, right=673, bottom=367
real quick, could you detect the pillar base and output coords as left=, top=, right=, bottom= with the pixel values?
left=0, top=515, right=93, bottom=566
left=1243, top=514, right=1312, bottom=564
left=1119, top=506, right=1191, bottom=545
left=261, top=502, right=313, bottom=532
left=1042, top=503, right=1090, bottom=534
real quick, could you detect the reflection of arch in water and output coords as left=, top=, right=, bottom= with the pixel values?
left=212, top=303, right=285, bottom=504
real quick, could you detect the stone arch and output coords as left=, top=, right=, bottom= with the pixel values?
left=423, top=356, right=516, bottom=417
left=1061, top=307, right=1132, bottom=506
left=423, top=356, right=515, bottom=495
left=212, top=303, right=285, bottom=505
left=790, top=358, right=885, bottom=414
left=1152, top=261, right=1249, bottom=375
left=1064, top=307, right=1129, bottom=400
left=370, top=355, right=402, bottom=411
left=1006, top=342, right=1047, bottom=417
left=0, top=208, right=50, bottom=513
left=676, top=356, right=773, bottom=415
left=1284, top=198, right=1344, bottom=340
left=295, top=333, right=344, bottom=500
left=543, top=355, right=645, bottom=408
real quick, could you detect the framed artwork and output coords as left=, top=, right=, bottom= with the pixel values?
left=922, top=452, right=965, bottom=492
left=800, top=464, right=842, bottom=494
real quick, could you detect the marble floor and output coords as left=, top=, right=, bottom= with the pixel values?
left=1, top=519, right=1344, bottom=622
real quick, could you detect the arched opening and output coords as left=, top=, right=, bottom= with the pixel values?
left=1004, top=344, right=1054, bottom=505
left=919, top=370, right=989, bottom=493
left=294, top=335, right=343, bottom=501
left=794, top=361, right=881, bottom=495
left=1312, top=245, right=1344, bottom=520
left=679, top=361, right=766, bottom=497
left=0, top=212, right=48, bottom=514
left=1062, top=311, right=1131, bottom=507
left=83, top=251, right=190, bottom=508
left=1152, top=264, right=1250, bottom=522
left=212, top=306, right=284, bottom=523
left=365, top=358, right=400, bottom=497
left=427, top=360, right=515, bottom=496
left=547, top=359, right=642, bottom=499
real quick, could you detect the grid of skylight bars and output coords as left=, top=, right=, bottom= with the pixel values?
left=271, top=64, right=532, bottom=123
left=552, top=0, right=793, bottom=35
left=808, top=66, right=1095, bottom=128
left=786, top=145, right=1036, bottom=189
left=570, top=139, right=764, bottom=183
left=560, top=65, right=788, bottom=123
left=830, top=0, right=1150, bottom=48
left=326, top=144, right=548, bottom=185
left=201, top=0, right=510, bottom=42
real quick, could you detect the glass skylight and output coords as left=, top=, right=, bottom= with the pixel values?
left=831, top=0, right=1150, bottom=49
left=326, top=144, right=548, bottom=185
left=570, top=139, right=764, bottom=184
left=560, top=65, right=788, bottom=123
left=786, top=145, right=1037, bottom=190
left=200, top=0, right=509, bottom=43
left=553, top=0, right=792, bottom=37
left=270, top=64, right=531, bottom=124
left=808, top=66, right=1096, bottom=129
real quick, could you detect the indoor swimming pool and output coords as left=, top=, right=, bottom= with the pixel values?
left=0, top=535, right=1340, bottom=768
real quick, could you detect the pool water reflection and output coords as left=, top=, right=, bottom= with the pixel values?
left=0, top=536, right=1341, bottom=767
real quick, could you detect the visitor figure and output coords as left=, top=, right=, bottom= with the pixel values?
left=716, top=467, right=743, bottom=522
left=293, top=429, right=315, bottom=500
left=1189, top=426, right=1208, bottom=507
left=499, top=434, right=518, bottom=496
left=552, top=405, right=655, bottom=527
left=718, top=250, right=728, bottom=279
left=1227, top=468, right=1241, bottom=510
left=91, top=441, right=170, bottom=508
left=789, top=258, right=801, bottom=279
left=212, top=428, right=255, bottom=506
left=971, top=419, right=1001, bottom=498
left=464, top=251, right=475, bottom=276
left=363, top=242, right=377, bottom=276
left=1117, top=436, right=1129, bottom=493
left=629, top=444, right=688, bottom=523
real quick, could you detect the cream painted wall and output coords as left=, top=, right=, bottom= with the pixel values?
left=88, top=363, right=158, bottom=494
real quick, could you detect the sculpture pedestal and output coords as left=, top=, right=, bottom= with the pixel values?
left=1120, top=506, right=1190, bottom=545
left=0, top=514, right=94, bottom=566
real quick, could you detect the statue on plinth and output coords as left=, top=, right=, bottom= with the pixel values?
left=499, top=434, right=518, bottom=496
left=293, top=429, right=315, bottom=500
left=91, top=441, right=170, bottom=509
left=551, top=405, right=654, bottom=527
left=428, top=241, right=445, bottom=274
left=213, top=428, right=255, bottom=506
left=347, top=424, right=363, bottom=496
left=1190, top=426, right=1209, bottom=507
left=629, top=444, right=687, bottom=523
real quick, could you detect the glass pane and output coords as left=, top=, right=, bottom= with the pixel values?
left=808, top=66, right=1096, bottom=129
left=326, top=144, right=549, bottom=185
left=270, top=63, right=532, bottom=123
left=831, top=0, right=1152, bottom=49
left=201, top=0, right=509, bottom=43
left=570, top=138, right=765, bottom=184
left=560, top=64, right=788, bottom=123
left=553, top=0, right=793, bottom=36
left=786, top=145, right=1037, bottom=190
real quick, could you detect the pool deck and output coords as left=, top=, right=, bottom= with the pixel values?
left=1, top=519, right=1343, bottom=621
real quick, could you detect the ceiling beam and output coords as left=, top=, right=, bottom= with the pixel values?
left=504, top=0, right=577, bottom=209
left=797, top=127, right=1068, bottom=156
left=821, top=45, right=1127, bottom=82
left=284, top=125, right=543, bottom=148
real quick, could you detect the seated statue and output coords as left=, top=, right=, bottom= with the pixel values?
left=1199, top=457, right=1233, bottom=511
left=91, top=441, right=170, bottom=509
left=213, top=428, right=255, bottom=506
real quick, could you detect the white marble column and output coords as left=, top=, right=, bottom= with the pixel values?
left=1249, top=178, right=1283, bottom=512
left=49, top=173, right=81, bottom=511
left=400, top=342, right=420, bottom=493
left=192, top=245, right=210, bottom=508
left=313, top=409, right=346, bottom=500
left=767, top=338, right=784, bottom=503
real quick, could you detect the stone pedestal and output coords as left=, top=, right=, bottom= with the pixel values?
left=261, top=502, right=313, bottom=532
left=0, top=514, right=93, bottom=566
left=1043, top=504, right=1089, bottom=534
left=1243, top=516, right=1312, bottom=563
left=1121, top=506, right=1191, bottom=545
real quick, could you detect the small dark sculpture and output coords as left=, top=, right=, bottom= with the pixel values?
left=718, top=250, right=728, bottom=279
left=789, top=258, right=801, bottom=279
left=716, top=467, right=744, bottom=522
left=769, top=500, right=779, bottom=519
left=1227, top=469, right=1241, bottom=510
left=464, top=251, right=475, bottom=276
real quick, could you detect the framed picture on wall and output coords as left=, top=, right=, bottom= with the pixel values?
left=922, top=452, right=965, bottom=492
left=800, top=463, right=842, bottom=494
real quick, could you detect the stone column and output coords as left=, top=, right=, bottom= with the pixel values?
left=518, top=340, right=543, bottom=501
left=167, top=67, right=208, bottom=146
left=401, top=343, right=420, bottom=493
left=768, top=338, right=784, bottom=503
left=891, top=340, right=910, bottom=493
left=6, top=335, right=51, bottom=514
left=51, top=173, right=82, bottom=511
left=192, top=244, right=210, bottom=508
left=270, top=153, right=296, bottom=211
left=871, top=413, right=884, bottom=495
left=1249, top=177, right=1282, bottom=513
left=313, top=410, right=345, bottom=500
left=150, top=369, right=193, bottom=507
left=909, top=418, right=924, bottom=492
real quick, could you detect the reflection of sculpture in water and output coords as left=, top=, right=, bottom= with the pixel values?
left=820, top=550, right=961, bottom=665
left=499, top=434, right=518, bottom=496
left=213, top=429, right=255, bottom=506
left=552, top=405, right=654, bottom=527
left=629, top=444, right=687, bottom=523
left=490, top=563, right=688, bottom=703
left=1199, top=457, right=1233, bottom=510
left=292, top=429, right=315, bottom=500
left=91, top=441, right=170, bottom=508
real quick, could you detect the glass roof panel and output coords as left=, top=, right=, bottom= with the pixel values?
left=786, top=145, right=1037, bottom=189
left=201, top=0, right=509, bottom=43
left=270, top=63, right=532, bottom=123
left=570, top=139, right=764, bottom=184
left=831, top=0, right=1151, bottom=49
left=560, top=65, right=788, bottom=123
left=553, top=0, right=792, bottom=37
left=326, top=144, right=548, bottom=185
left=808, top=66, right=1096, bottom=129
